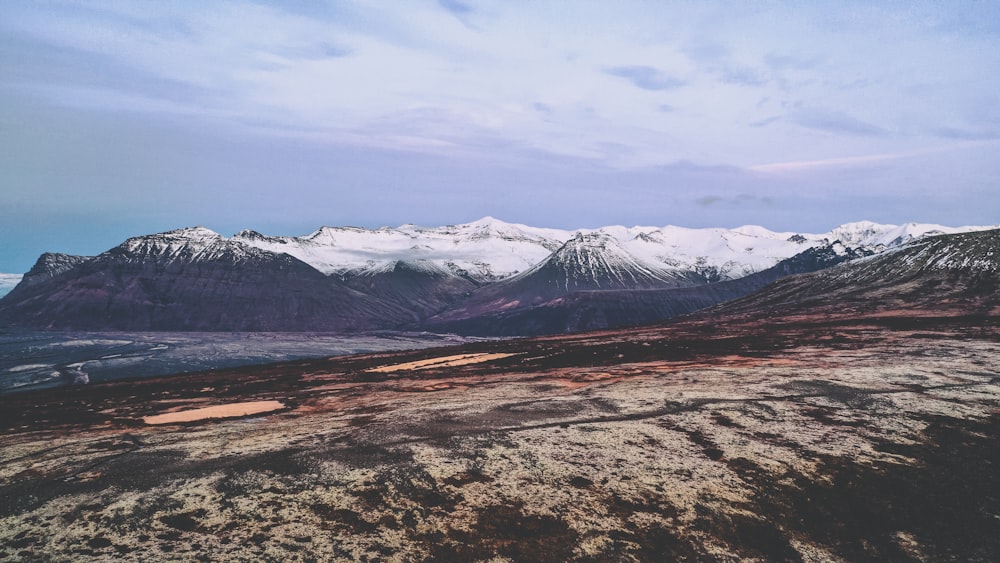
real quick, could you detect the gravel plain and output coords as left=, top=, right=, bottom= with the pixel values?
left=1, top=315, right=997, bottom=561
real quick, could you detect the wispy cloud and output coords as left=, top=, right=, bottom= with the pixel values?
left=696, top=194, right=774, bottom=207
left=744, top=141, right=981, bottom=174
left=438, top=0, right=478, bottom=30
left=533, top=102, right=553, bottom=115
left=604, top=66, right=685, bottom=91
left=790, top=109, right=885, bottom=136
left=749, top=153, right=900, bottom=173
left=682, top=41, right=729, bottom=64
left=932, top=125, right=1000, bottom=141
left=749, top=115, right=782, bottom=128
left=439, top=0, right=473, bottom=16
left=764, top=53, right=823, bottom=71
left=721, top=65, right=767, bottom=87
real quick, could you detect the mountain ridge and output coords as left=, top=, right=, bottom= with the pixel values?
left=700, top=228, right=1000, bottom=321
left=10, top=217, right=981, bottom=280
left=0, top=228, right=415, bottom=331
left=1, top=219, right=995, bottom=333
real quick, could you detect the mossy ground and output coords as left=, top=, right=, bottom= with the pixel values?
left=2, top=317, right=998, bottom=561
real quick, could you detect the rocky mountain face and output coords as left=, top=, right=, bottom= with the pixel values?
left=0, top=228, right=413, bottom=331
left=704, top=228, right=1000, bottom=320
left=426, top=233, right=701, bottom=327
left=0, top=220, right=994, bottom=334
left=16, top=253, right=90, bottom=288
left=422, top=241, right=875, bottom=336
left=342, top=260, right=479, bottom=320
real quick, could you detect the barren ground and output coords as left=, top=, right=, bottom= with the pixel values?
left=1, top=315, right=998, bottom=561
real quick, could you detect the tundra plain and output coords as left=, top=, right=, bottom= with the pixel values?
left=1, top=313, right=997, bottom=561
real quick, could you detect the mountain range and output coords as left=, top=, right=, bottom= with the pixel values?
left=0, top=218, right=995, bottom=334
left=3, top=219, right=997, bottom=560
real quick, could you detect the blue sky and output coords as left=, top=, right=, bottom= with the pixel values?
left=1, top=0, right=998, bottom=272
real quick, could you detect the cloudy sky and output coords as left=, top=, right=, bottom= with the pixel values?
left=1, top=1, right=998, bottom=272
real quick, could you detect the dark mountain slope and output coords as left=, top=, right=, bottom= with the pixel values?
left=0, top=227, right=413, bottom=331
left=342, top=260, right=479, bottom=318
left=428, top=233, right=701, bottom=326
left=705, top=228, right=1000, bottom=320
left=424, top=243, right=872, bottom=336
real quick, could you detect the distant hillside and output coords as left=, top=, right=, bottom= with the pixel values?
left=703, top=228, right=1000, bottom=321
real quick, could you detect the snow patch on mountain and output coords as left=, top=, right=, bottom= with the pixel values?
left=115, top=226, right=274, bottom=265
left=614, top=225, right=811, bottom=280
left=230, top=217, right=997, bottom=283
left=825, top=221, right=985, bottom=249
left=802, top=228, right=1000, bottom=295
left=40, top=218, right=987, bottom=287
left=349, top=259, right=458, bottom=278
left=508, top=232, right=692, bottom=291
left=234, top=217, right=565, bottom=281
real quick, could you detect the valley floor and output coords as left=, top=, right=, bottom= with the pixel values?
left=1, top=316, right=998, bottom=561
left=0, top=331, right=480, bottom=393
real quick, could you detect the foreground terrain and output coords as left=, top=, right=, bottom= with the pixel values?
left=1, top=312, right=997, bottom=561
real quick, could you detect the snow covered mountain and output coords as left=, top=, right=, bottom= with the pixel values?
left=232, top=217, right=991, bottom=283
left=234, top=217, right=565, bottom=282
left=16, top=253, right=89, bottom=288
left=706, top=227, right=1000, bottom=320
left=527, top=232, right=698, bottom=291
left=1, top=218, right=994, bottom=333
left=423, top=239, right=880, bottom=336
left=427, top=232, right=701, bottom=325
left=0, top=227, right=414, bottom=331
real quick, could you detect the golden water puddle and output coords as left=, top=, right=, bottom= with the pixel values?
left=367, top=352, right=517, bottom=373
left=142, top=400, right=286, bottom=425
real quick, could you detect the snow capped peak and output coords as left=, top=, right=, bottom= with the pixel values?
left=546, top=232, right=649, bottom=273
left=110, top=226, right=272, bottom=266
left=466, top=216, right=506, bottom=227
left=565, top=231, right=613, bottom=245
left=159, top=226, right=224, bottom=241
left=826, top=221, right=896, bottom=244
left=833, top=220, right=890, bottom=231
left=502, top=229, right=690, bottom=292
left=201, top=219, right=1000, bottom=284
left=731, top=225, right=787, bottom=238
left=546, top=233, right=650, bottom=270
left=232, top=229, right=282, bottom=243
left=119, top=227, right=227, bottom=253
left=363, top=259, right=452, bottom=276
left=233, top=219, right=563, bottom=280
left=449, top=216, right=563, bottom=243
left=824, top=221, right=996, bottom=248
left=303, top=225, right=375, bottom=243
